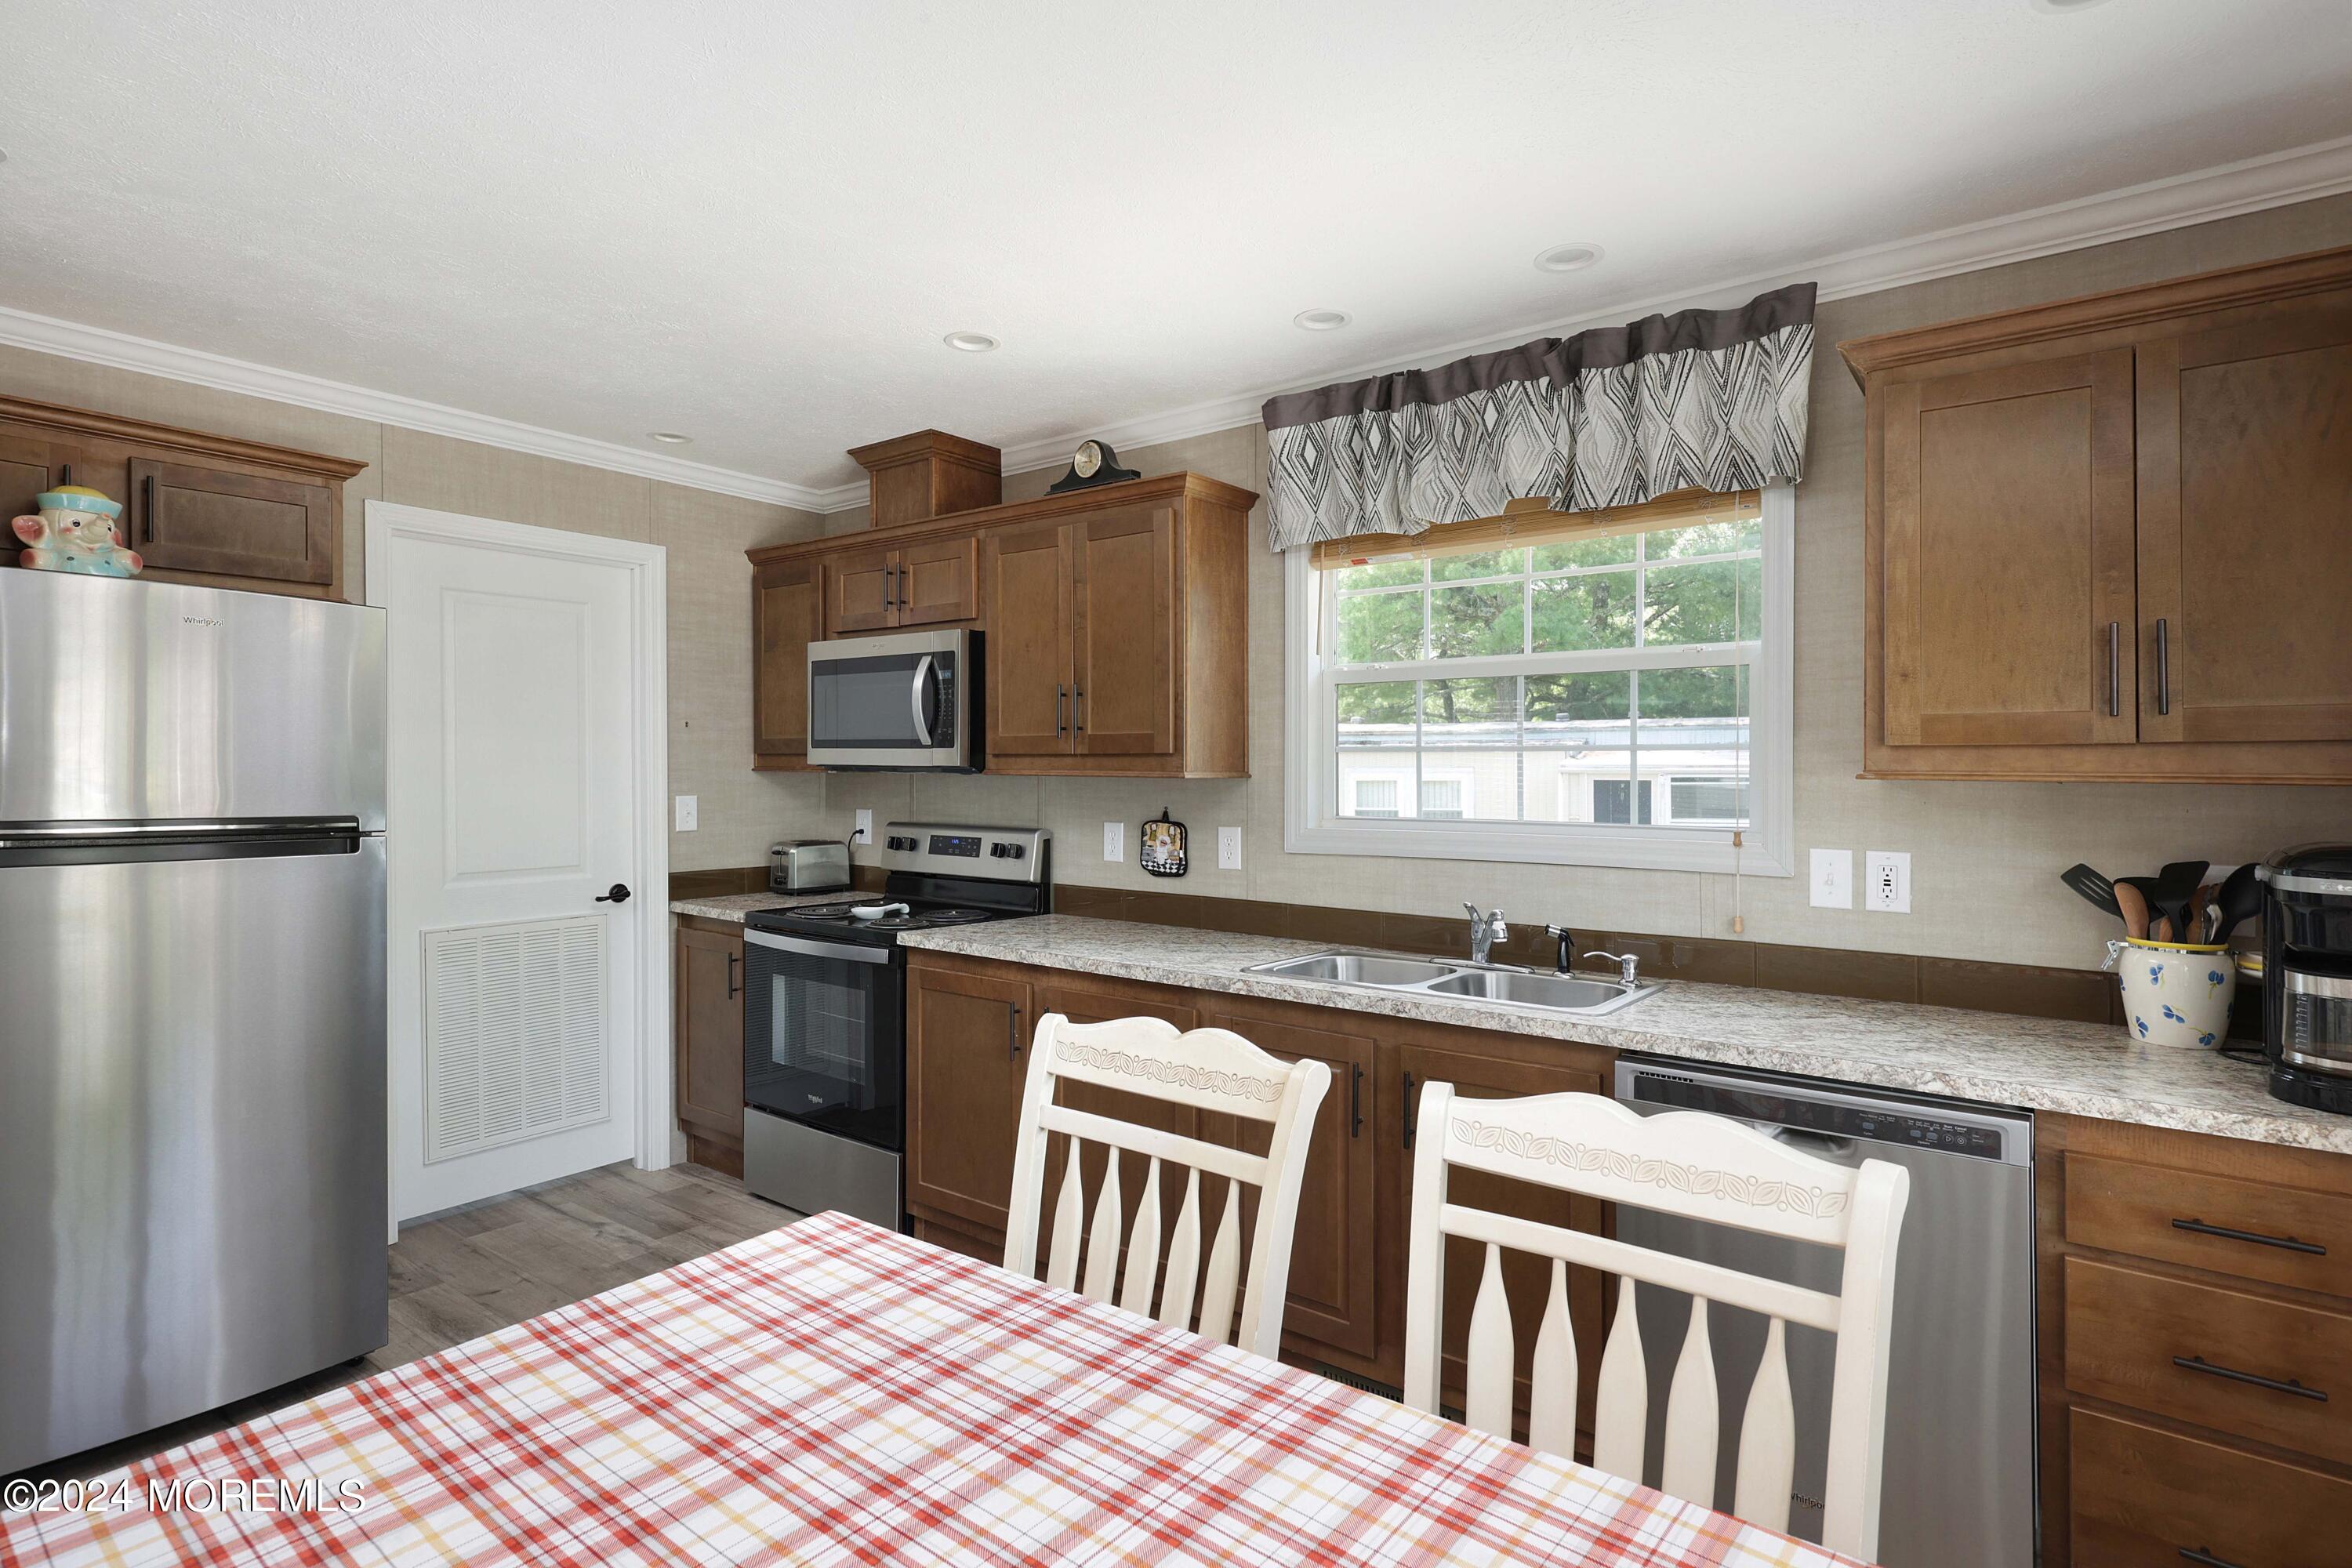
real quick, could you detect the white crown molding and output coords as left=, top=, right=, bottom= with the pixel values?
left=0, top=305, right=841, bottom=514
left=6, top=134, right=2349, bottom=515
left=975, top=132, right=2352, bottom=488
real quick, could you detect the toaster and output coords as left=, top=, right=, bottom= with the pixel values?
left=769, top=839, right=851, bottom=894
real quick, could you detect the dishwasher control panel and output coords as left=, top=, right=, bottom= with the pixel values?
left=1624, top=1066, right=2025, bottom=1162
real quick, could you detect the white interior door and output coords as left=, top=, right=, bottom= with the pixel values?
left=377, top=507, right=662, bottom=1222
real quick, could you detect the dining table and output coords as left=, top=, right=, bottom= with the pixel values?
left=0, top=1210, right=1862, bottom=1566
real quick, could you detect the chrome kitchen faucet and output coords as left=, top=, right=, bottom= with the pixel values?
left=1463, top=904, right=1508, bottom=965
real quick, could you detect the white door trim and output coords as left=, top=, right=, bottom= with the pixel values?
left=365, top=500, right=674, bottom=1197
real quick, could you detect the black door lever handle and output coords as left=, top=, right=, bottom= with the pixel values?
left=595, top=883, right=632, bottom=904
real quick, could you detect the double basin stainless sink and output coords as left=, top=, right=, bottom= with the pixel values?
left=1241, top=950, right=1657, bottom=1016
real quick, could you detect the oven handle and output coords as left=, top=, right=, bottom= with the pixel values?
left=910, top=654, right=936, bottom=746
left=742, top=928, right=895, bottom=965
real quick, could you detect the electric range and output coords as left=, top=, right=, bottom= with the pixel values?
left=739, top=822, right=1050, bottom=1224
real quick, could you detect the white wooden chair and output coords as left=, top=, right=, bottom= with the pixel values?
left=1001, top=1013, right=1330, bottom=1361
left=1402, top=1080, right=1911, bottom=1562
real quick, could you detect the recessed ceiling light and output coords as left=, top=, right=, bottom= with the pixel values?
left=1293, top=309, right=1352, bottom=332
left=647, top=431, right=694, bottom=445
left=1534, top=242, right=1605, bottom=273
left=943, top=331, right=1000, bottom=353
left=2029, top=0, right=2111, bottom=11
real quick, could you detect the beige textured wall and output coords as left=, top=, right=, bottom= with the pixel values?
left=0, top=343, right=828, bottom=873
left=810, top=194, right=2352, bottom=970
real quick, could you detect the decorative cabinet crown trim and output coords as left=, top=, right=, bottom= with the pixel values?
left=746, top=470, right=1258, bottom=565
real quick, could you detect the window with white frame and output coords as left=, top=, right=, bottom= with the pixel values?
left=1288, top=485, right=1794, bottom=875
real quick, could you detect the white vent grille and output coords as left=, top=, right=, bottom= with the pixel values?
left=423, top=916, right=608, bottom=1163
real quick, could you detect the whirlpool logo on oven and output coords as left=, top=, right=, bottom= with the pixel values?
left=181, top=615, right=225, bottom=628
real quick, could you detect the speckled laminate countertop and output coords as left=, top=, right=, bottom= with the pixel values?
left=669, top=891, right=855, bottom=922
left=892, top=915, right=2350, bottom=1157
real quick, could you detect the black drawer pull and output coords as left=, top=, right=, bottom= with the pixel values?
left=1009, top=1005, right=1024, bottom=1062
left=725, top=950, right=739, bottom=1000
left=1348, top=1065, right=1363, bottom=1138
left=2172, top=1216, right=2325, bottom=1255
left=2172, top=1354, right=2327, bottom=1402
left=143, top=473, right=156, bottom=544
left=2180, top=1548, right=2245, bottom=1568
left=1400, top=1070, right=1417, bottom=1151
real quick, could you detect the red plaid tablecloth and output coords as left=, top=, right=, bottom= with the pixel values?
left=2, top=1211, right=1861, bottom=1566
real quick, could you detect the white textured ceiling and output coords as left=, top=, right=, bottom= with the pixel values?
left=3, top=0, right=2350, bottom=497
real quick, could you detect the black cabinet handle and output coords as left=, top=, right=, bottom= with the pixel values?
left=143, top=474, right=155, bottom=544
left=1056, top=686, right=1067, bottom=737
left=2180, top=1548, right=2246, bottom=1568
left=2156, top=617, right=2170, bottom=716
left=2172, top=1354, right=2326, bottom=1402
left=1009, top=1005, right=1024, bottom=1062
left=1349, top=1065, right=1363, bottom=1138
left=2172, top=1216, right=2325, bottom=1255
left=594, top=883, right=632, bottom=904
left=1074, top=688, right=1084, bottom=732
left=1400, top=1070, right=1417, bottom=1150
left=725, top=950, right=739, bottom=1000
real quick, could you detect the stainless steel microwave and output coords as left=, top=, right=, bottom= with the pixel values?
left=806, top=628, right=977, bottom=771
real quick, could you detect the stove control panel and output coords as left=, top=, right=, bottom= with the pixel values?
left=880, top=822, right=1051, bottom=883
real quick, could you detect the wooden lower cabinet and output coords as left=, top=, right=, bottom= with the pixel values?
left=905, top=961, right=1031, bottom=1238
left=902, top=952, right=1616, bottom=1403
left=2039, top=1113, right=2352, bottom=1567
left=673, top=918, right=745, bottom=1164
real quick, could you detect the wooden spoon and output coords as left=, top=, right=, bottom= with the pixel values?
left=2114, top=881, right=2151, bottom=941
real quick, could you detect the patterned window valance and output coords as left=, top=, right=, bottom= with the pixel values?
left=1261, top=281, right=1817, bottom=553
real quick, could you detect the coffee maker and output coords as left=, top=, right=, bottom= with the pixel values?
left=2261, top=844, right=2352, bottom=1113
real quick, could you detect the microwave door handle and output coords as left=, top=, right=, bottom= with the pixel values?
left=909, top=655, right=936, bottom=746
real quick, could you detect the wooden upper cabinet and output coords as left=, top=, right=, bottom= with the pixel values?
left=752, top=556, right=820, bottom=768
left=746, top=471, right=1256, bottom=776
left=895, top=535, right=978, bottom=626
left=1844, top=244, right=2352, bottom=782
left=0, top=396, right=363, bottom=601
left=823, top=538, right=979, bottom=636
left=985, top=521, right=1076, bottom=756
left=1073, top=504, right=1178, bottom=756
left=2136, top=287, right=2352, bottom=746
left=1880, top=347, right=2138, bottom=748
left=129, top=458, right=336, bottom=586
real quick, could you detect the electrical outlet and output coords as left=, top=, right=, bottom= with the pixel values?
left=1866, top=851, right=1911, bottom=913
left=1218, top=826, right=1243, bottom=871
left=673, top=795, right=698, bottom=832
left=1102, top=822, right=1125, bottom=862
left=852, top=809, right=873, bottom=845
left=1809, top=848, right=1852, bottom=909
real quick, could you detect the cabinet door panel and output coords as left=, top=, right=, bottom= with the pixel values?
left=985, top=523, right=1074, bottom=756
left=906, top=965, right=1031, bottom=1237
left=753, top=557, right=820, bottom=762
left=1882, top=348, right=2137, bottom=747
left=129, top=458, right=336, bottom=584
left=673, top=925, right=745, bottom=1145
left=897, top=535, right=978, bottom=626
left=1200, top=1004, right=1377, bottom=1359
left=1074, top=506, right=1178, bottom=756
left=1386, top=1036, right=1606, bottom=1447
left=825, top=546, right=898, bottom=635
left=2137, top=291, right=2352, bottom=743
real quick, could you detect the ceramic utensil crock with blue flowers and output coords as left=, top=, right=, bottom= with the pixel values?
left=2106, top=936, right=2237, bottom=1049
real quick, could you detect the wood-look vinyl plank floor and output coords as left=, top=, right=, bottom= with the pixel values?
left=13, top=1161, right=804, bottom=1485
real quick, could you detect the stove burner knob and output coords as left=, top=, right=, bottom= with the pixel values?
left=989, top=842, right=1024, bottom=858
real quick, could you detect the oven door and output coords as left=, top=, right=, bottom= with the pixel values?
left=742, top=929, right=905, bottom=1151
left=806, top=629, right=971, bottom=771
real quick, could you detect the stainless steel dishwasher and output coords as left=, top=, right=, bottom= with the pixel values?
left=1613, top=1055, right=2036, bottom=1568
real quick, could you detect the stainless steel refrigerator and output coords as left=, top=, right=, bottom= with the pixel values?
left=0, top=568, right=387, bottom=1476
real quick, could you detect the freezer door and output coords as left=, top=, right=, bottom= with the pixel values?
left=0, top=836, right=387, bottom=1474
left=0, top=570, right=386, bottom=827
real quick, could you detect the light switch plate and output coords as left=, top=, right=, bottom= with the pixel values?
left=852, top=809, right=873, bottom=845
left=1866, top=851, right=1911, bottom=913
left=1218, top=826, right=1243, bottom=871
left=1809, top=848, right=1852, bottom=909
left=1102, top=822, right=1125, bottom=862
left=673, top=795, right=698, bottom=833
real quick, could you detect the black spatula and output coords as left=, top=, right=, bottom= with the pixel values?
left=2058, top=863, right=2120, bottom=918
